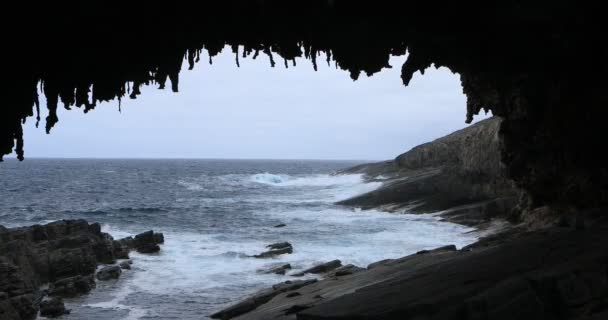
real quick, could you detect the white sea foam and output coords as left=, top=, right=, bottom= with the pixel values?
left=71, top=171, right=477, bottom=318
left=249, top=173, right=382, bottom=201
left=177, top=180, right=204, bottom=191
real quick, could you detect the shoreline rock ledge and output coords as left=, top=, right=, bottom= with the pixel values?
left=211, top=226, right=608, bottom=319
left=0, top=220, right=164, bottom=320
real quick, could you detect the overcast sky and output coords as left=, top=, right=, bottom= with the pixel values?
left=12, top=50, right=489, bottom=160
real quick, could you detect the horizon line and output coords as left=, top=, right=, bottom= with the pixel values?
left=2, top=156, right=385, bottom=162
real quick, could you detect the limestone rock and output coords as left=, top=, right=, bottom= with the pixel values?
left=96, top=266, right=121, bottom=281
left=39, top=298, right=69, bottom=318
left=301, top=260, right=342, bottom=274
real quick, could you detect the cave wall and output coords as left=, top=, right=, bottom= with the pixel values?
left=4, top=1, right=607, bottom=212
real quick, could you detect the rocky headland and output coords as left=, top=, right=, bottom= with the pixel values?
left=0, top=220, right=164, bottom=320
left=209, top=117, right=608, bottom=319
left=338, top=117, right=520, bottom=228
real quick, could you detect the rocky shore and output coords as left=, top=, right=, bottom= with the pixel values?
left=0, top=220, right=164, bottom=320
left=209, top=117, right=608, bottom=319
left=212, top=224, right=608, bottom=320
left=339, top=117, right=520, bottom=227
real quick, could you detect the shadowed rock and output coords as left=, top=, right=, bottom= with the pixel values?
left=119, top=260, right=132, bottom=270
left=96, top=266, right=121, bottom=281
left=210, top=279, right=317, bottom=319
left=117, top=230, right=164, bottom=254
left=259, top=264, right=292, bottom=275
left=338, top=117, right=521, bottom=226
left=39, top=298, right=69, bottom=318
left=0, top=220, right=163, bottom=319
left=224, top=225, right=608, bottom=320
left=254, top=242, right=293, bottom=258
left=301, top=260, right=342, bottom=275
left=48, top=275, right=95, bottom=297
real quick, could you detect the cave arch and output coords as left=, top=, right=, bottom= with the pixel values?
left=4, top=1, right=607, bottom=212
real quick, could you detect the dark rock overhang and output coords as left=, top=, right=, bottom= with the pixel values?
left=3, top=1, right=607, bottom=210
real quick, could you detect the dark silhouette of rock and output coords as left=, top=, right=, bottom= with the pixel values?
left=254, top=243, right=293, bottom=258
left=301, top=260, right=342, bottom=275
left=265, top=242, right=291, bottom=250
left=96, top=266, right=121, bottom=281
left=260, top=264, right=292, bottom=275
left=117, top=230, right=164, bottom=254
left=48, top=275, right=95, bottom=297
left=225, top=225, right=608, bottom=320
left=339, top=117, right=521, bottom=227
left=39, top=298, right=69, bottom=318
left=273, top=224, right=286, bottom=228
left=119, top=261, right=132, bottom=270
left=330, top=264, right=364, bottom=277
left=210, top=279, right=317, bottom=319
left=0, top=220, right=163, bottom=319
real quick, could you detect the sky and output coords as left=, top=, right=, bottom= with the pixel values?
left=12, top=49, right=490, bottom=160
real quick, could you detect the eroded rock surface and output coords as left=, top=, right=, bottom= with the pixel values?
left=0, top=220, right=163, bottom=320
left=339, top=117, right=521, bottom=226
left=254, top=242, right=294, bottom=259
left=39, top=298, right=69, bottom=318
left=217, top=225, right=608, bottom=320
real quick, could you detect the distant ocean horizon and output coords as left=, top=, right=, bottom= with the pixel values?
left=0, top=159, right=477, bottom=319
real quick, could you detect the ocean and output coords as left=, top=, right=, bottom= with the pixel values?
left=0, top=159, right=478, bottom=319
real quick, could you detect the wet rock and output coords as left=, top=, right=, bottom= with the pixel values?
left=1, top=220, right=164, bottom=318
left=48, top=247, right=98, bottom=280
left=330, top=264, right=365, bottom=277
left=96, top=266, right=121, bottom=281
left=285, top=292, right=301, bottom=298
left=301, top=260, right=342, bottom=274
left=49, top=275, right=95, bottom=297
left=416, top=244, right=457, bottom=255
left=367, top=258, right=395, bottom=270
left=39, top=298, right=69, bottom=318
left=7, top=294, right=37, bottom=320
left=260, top=264, right=291, bottom=275
left=128, top=230, right=164, bottom=254
left=119, top=261, right=132, bottom=270
left=254, top=243, right=293, bottom=258
left=112, top=240, right=130, bottom=259
left=266, top=242, right=291, bottom=250
left=136, top=243, right=160, bottom=254
left=210, top=279, right=316, bottom=319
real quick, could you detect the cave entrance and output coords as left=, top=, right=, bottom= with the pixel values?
left=5, top=48, right=483, bottom=161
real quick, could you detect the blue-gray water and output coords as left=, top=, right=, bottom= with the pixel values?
left=0, top=159, right=477, bottom=319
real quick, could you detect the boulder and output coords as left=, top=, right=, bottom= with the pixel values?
left=39, top=298, right=70, bottom=318
left=112, top=240, right=130, bottom=259
left=260, top=264, right=291, bottom=275
left=301, top=260, right=342, bottom=274
left=330, top=264, right=365, bottom=277
left=49, top=275, right=95, bottom=297
left=119, top=261, right=132, bottom=270
left=254, top=242, right=293, bottom=258
left=127, top=231, right=164, bottom=254
left=254, top=247, right=293, bottom=259
left=136, top=243, right=160, bottom=254
left=266, top=242, right=291, bottom=250
left=96, top=266, right=121, bottom=281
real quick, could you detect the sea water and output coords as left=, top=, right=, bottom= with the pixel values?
left=0, top=159, right=477, bottom=319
